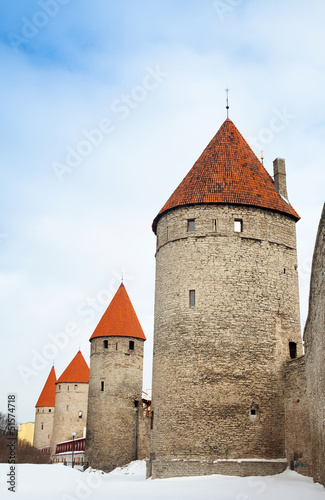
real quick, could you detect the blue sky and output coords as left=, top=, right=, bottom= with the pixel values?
left=0, top=0, right=324, bottom=423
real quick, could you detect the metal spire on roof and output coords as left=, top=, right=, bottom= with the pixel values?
left=225, top=88, right=230, bottom=118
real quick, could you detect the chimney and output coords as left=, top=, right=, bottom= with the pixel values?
left=273, top=158, right=288, bottom=200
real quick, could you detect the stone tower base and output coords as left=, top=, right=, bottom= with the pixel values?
left=147, top=458, right=288, bottom=479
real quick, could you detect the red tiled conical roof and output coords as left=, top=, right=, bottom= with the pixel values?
left=36, top=366, right=57, bottom=407
left=56, top=351, right=89, bottom=384
left=152, top=119, right=299, bottom=232
left=90, top=283, right=146, bottom=341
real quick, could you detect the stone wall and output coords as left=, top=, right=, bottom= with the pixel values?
left=138, top=409, right=151, bottom=460
left=304, top=204, right=325, bottom=486
left=33, top=406, right=54, bottom=449
left=50, top=382, right=88, bottom=455
left=84, top=336, right=144, bottom=472
left=151, top=204, right=302, bottom=479
left=284, top=356, right=312, bottom=476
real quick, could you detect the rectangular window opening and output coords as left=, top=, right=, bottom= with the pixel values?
left=103, top=340, right=108, bottom=349
left=289, top=342, right=297, bottom=359
left=129, top=340, right=135, bottom=350
left=234, top=219, right=243, bottom=233
left=187, top=219, right=195, bottom=232
left=116, top=342, right=118, bottom=350
left=101, top=381, right=104, bottom=392
left=189, top=290, right=196, bottom=307
left=213, top=219, right=217, bottom=232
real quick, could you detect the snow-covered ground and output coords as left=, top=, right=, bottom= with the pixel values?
left=0, top=460, right=324, bottom=499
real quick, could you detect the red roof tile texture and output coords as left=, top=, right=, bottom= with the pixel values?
left=90, top=283, right=146, bottom=341
left=152, top=119, right=299, bottom=232
left=36, top=366, right=57, bottom=407
left=56, top=351, right=89, bottom=384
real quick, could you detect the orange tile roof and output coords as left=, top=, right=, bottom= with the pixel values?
left=35, top=366, right=57, bottom=407
left=56, top=351, right=89, bottom=384
left=90, top=283, right=146, bottom=341
left=152, top=119, right=299, bottom=232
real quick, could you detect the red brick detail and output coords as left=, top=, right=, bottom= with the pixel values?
left=56, top=351, right=89, bottom=384
left=36, top=366, right=57, bottom=407
left=152, top=119, right=299, bottom=232
left=90, top=283, right=146, bottom=341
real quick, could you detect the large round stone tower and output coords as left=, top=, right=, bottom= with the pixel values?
left=33, top=366, right=56, bottom=450
left=51, top=350, right=89, bottom=456
left=84, top=283, right=146, bottom=472
left=150, top=118, right=302, bottom=479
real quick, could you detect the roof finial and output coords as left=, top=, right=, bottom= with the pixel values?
left=225, top=88, right=230, bottom=118
left=261, top=151, right=264, bottom=165
left=121, top=272, right=124, bottom=283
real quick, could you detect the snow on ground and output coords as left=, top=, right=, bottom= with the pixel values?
left=0, top=461, right=324, bottom=500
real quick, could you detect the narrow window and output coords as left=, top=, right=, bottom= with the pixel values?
left=189, top=290, right=195, bottom=307
left=187, top=219, right=195, bottom=232
left=37, top=409, right=39, bottom=413
left=74, top=384, right=78, bottom=390
left=41, top=423, right=44, bottom=430
left=129, top=340, right=135, bottom=350
left=166, top=226, right=169, bottom=240
left=79, top=411, right=83, bottom=419
left=116, top=343, right=118, bottom=351
left=151, top=410, right=154, bottom=430
left=234, top=219, right=243, bottom=232
left=134, top=400, right=139, bottom=408
left=66, top=405, right=69, bottom=411
left=58, top=385, right=61, bottom=390
left=101, top=381, right=104, bottom=392
left=284, top=268, right=286, bottom=274
left=49, top=409, right=51, bottom=413
left=250, top=409, right=256, bottom=416
left=213, top=219, right=217, bottom=232
left=67, top=385, right=69, bottom=391
left=103, top=340, right=108, bottom=349
left=289, top=342, right=297, bottom=359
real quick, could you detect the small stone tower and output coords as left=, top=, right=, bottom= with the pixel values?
left=51, top=351, right=89, bottom=456
left=84, top=283, right=146, bottom=472
left=150, top=118, right=303, bottom=479
left=33, top=366, right=56, bottom=449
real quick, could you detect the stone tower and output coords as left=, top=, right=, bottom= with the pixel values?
left=33, top=366, right=56, bottom=450
left=51, top=351, right=89, bottom=455
left=150, top=118, right=303, bottom=479
left=84, top=283, right=146, bottom=472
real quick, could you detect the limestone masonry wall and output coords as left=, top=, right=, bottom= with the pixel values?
left=284, top=356, right=312, bottom=476
left=84, top=336, right=144, bottom=472
left=33, top=406, right=54, bottom=449
left=50, top=382, right=88, bottom=455
left=151, top=204, right=302, bottom=479
left=304, top=204, right=325, bottom=486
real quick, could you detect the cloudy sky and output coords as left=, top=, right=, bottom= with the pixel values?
left=0, top=0, right=324, bottom=424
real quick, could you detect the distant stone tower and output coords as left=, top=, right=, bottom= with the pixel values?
left=51, top=351, right=89, bottom=455
left=150, top=118, right=303, bottom=479
left=33, top=366, right=56, bottom=449
left=84, top=283, right=146, bottom=472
